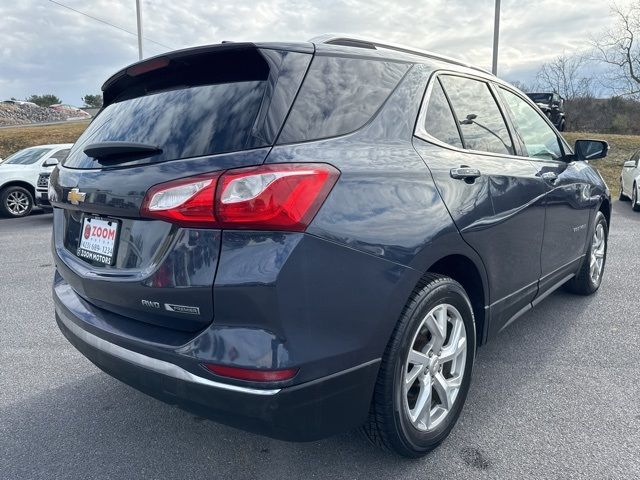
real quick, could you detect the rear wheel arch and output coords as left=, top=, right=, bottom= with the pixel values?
left=424, top=254, right=487, bottom=346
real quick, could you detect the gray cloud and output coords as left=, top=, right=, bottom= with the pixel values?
left=0, top=0, right=632, bottom=104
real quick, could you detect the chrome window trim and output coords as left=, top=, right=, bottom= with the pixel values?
left=57, top=308, right=282, bottom=396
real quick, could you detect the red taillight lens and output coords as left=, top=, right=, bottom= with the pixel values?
left=140, top=164, right=339, bottom=231
left=216, top=163, right=339, bottom=231
left=140, top=172, right=222, bottom=228
left=204, top=364, right=298, bottom=382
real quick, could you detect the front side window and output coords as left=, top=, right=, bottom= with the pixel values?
left=439, top=76, right=513, bottom=155
left=3, top=147, right=51, bottom=165
left=423, top=79, right=463, bottom=148
left=499, top=88, right=563, bottom=161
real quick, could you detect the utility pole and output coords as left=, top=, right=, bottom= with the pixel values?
left=492, top=0, right=500, bottom=75
left=135, top=0, right=143, bottom=60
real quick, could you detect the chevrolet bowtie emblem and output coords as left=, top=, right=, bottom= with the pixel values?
left=67, top=188, right=86, bottom=205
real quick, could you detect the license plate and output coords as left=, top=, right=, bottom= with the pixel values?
left=76, top=216, right=120, bottom=265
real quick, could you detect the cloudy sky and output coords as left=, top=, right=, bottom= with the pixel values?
left=0, top=0, right=633, bottom=104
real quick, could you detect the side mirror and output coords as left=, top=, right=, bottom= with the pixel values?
left=460, top=113, right=477, bottom=125
left=43, top=158, right=59, bottom=167
left=574, top=139, right=609, bottom=161
left=624, top=160, right=636, bottom=168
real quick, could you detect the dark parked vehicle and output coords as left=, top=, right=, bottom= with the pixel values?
left=50, top=35, right=610, bottom=457
left=526, top=92, right=566, bottom=131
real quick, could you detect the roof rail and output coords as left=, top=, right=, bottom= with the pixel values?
left=308, top=34, right=492, bottom=75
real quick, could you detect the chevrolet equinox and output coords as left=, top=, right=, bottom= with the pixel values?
left=51, top=35, right=611, bottom=457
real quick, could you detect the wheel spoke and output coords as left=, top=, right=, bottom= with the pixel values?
left=405, top=363, right=424, bottom=387
left=408, top=349, right=429, bottom=367
left=413, top=376, right=433, bottom=427
left=440, top=320, right=465, bottom=364
left=425, top=307, right=447, bottom=352
left=440, top=335, right=466, bottom=364
left=433, top=372, right=456, bottom=410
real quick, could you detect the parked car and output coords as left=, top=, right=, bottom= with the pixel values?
left=36, top=152, right=71, bottom=213
left=620, top=149, right=640, bottom=211
left=49, top=36, right=610, bottom=458
left=526, top=92, right=566, bottom=131
left=0, top=144, right=72, bottom=217
left=2, top=100, right=38, bottom=107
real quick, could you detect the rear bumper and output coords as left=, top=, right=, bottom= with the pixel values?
left=54, top=290, right=380, bottom=441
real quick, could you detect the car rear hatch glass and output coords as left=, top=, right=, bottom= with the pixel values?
left=51, top=44, right=312, bottom=331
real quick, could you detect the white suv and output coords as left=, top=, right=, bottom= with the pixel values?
left=0, top=144, right=72, bottom=217
left=620, top=149, right=640, bottom=211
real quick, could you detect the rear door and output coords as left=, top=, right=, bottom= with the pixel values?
left=413, top=73, right=548, bottom=336
left=497, top=86, right=591, bottom=295
left=50, top=44, right=312, bottom=332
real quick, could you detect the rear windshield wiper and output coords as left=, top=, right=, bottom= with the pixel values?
left=84, top=141, right=162, bottom=161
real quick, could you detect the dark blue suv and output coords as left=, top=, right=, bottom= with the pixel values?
left=50, top=35, right=611, bottom=457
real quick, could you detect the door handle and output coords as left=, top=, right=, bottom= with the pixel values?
left=450, top=166, right=481, bottom=180
left=540, top=171, right=558, bottom=183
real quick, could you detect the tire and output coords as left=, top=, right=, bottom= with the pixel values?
left=633, top=184, right=640, bottom=212
left=565, top=211, right=607, bottom=295
left=362, top=274, right=476, bottom=457
left=558, top=119, right=566, bottom=132
left=0, top=186, right=33, bottom=218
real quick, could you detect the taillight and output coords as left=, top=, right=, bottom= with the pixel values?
left=141, top=163, right=339, bottom=231
left=141, top=172, right=221, bottom=228
left=204, top=364, right=298, bottom=382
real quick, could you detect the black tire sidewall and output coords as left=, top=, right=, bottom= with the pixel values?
left=391, top=281, right=476, bottom=455
left=1, top=186, right=33, bottom=218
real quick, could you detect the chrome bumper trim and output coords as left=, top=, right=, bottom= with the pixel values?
left=58, top=309, right=281, bottom=396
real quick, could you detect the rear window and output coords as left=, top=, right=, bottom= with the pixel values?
left=64, top=48, right=310, bottom=169
left=277, top=55, right=410, bottom=144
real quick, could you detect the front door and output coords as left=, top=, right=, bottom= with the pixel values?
left=497, top=87, right=592, bottom=296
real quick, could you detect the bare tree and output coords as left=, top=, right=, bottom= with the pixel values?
left=536, top=53, right=594, bottom=99
left=592, top=2, right=640, bottom=98
left=508, top=80, right=536, bottom=93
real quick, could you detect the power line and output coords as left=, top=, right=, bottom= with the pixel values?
left=47, top=0, right=174, bottom=51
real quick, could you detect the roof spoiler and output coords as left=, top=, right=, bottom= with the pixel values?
left=101, top=42, right=260, bottom=106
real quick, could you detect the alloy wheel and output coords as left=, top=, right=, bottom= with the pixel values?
left=589, top=223, right=606, bottom=285
left=6, top=190, right=30, bottom=216
left=403, top=303, right=467, bottom=432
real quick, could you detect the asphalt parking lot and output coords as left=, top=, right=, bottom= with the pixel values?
left=1, top=202, right=639, bottom=480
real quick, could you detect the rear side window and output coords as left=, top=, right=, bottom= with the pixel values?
left=64, top=48, right=311, bottom=169
left=277, top=56, right=410, bottom=144
left=423, top=79, right=463, bottom=148
left=439, top=76, right=514, bottom=155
